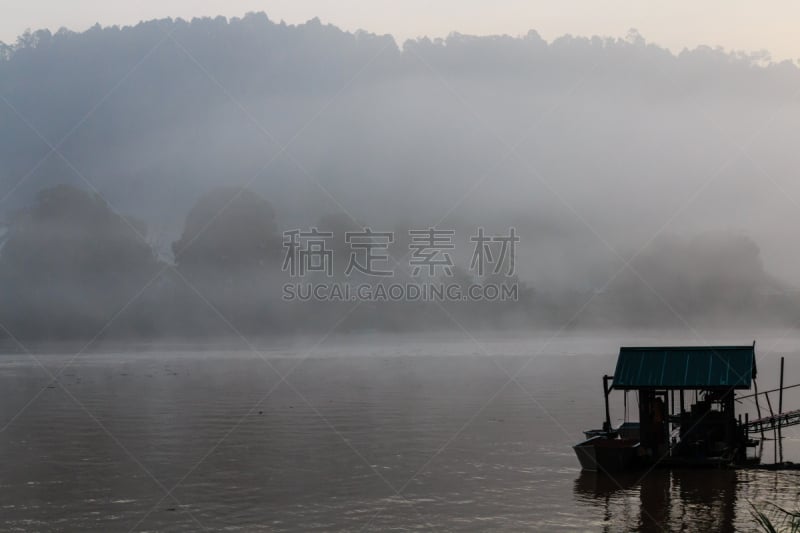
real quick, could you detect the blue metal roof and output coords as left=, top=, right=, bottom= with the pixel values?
left=612, top=345, right=756, bottom=390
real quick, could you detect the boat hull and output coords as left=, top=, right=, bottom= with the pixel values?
left=573, top=436, right=640, bottom=472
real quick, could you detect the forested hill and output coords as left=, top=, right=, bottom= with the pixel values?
left=2, top=14, right=800, bottom=339
left=1, top=13, right=797, bottom=248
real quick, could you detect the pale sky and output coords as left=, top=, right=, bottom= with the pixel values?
left=1, top=0, right=798, bottom=62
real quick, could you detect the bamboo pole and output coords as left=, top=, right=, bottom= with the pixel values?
left=778, top=357, right=785, bottom=463
left=753, top=378, right=765, bottom=440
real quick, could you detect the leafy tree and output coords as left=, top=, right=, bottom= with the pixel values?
left=173, top=186, right=280, bottom=272
left=0, top=185, right=162, bottom=339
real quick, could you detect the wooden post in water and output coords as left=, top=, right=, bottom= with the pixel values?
left=753, top=378, right=765, bottom=440
left=765, top=391, right=777, bottom=463
left=602, top=375, right=612, bottom=432
left=744, top=412, right=749, bottom=439
left=778, top=357, right=785, bottom=464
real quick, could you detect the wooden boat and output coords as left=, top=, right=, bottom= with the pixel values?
left=573, top=435, right=640, bottom=472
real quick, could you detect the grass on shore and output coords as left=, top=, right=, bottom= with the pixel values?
left=751, top=501, right=800, bottom=532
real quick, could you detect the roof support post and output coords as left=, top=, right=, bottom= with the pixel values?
left=603, top=374, right=612, bottom=432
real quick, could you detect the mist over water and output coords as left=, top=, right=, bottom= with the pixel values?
left=1, top=15, right=800, bottom=339
left=2, top=10, right=800, bottom=532
left=1, top=333, right=799, bottom=531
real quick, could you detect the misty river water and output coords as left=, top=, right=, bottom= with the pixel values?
left=1, top=332, right=799, bottom=532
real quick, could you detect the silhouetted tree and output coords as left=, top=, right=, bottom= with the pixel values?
left=173, top=186, right=280, bottom=272
left=0, top=185, right=162, bottom=339
left=171, top=187, right=282, bottom=333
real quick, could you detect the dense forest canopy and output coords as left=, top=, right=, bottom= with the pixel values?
left=1, top=14, right=799, bottom=339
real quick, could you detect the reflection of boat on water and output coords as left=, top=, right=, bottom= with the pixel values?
left=574, top=469, right=738, bottom=532
left=573, top=469, right=641, bottom=498
left=575, top=344, right=771, bottom=472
